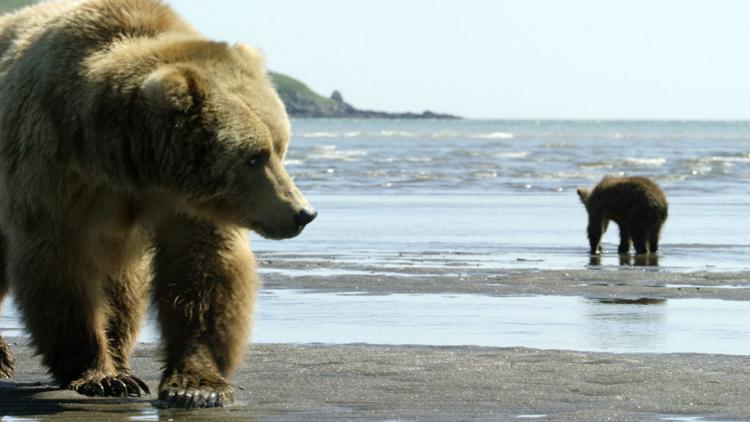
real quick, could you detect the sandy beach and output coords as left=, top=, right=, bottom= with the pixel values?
left=3, top=266, right=750, bottom=421
left=2, top=340, right=750, bottom=421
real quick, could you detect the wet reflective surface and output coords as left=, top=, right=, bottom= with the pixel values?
left=254, top=193, right=750, bottom=273
left=248, top=290, right=750, bottom=355
left=138, top=291, right=750, bottom=356
left=4, top=290, right=750, bottom=355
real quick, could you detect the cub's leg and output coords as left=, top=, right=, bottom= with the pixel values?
left=0, top=235, right=14, bottom=379
left=7, top=228, right=132, bottom=396
left=102, top=249, right=152, bottom=396
left=648, top=225, right=662, bottom=253
left=631, top=228, right=649, bottom=255
left=153, top=216, right=256, bottom=408
left=586, top=215, right=606, bottom=254
left=617, top=223, right=631, bottom=255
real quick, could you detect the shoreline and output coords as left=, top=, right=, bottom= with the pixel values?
left=257, top=259, right=750, bottom=301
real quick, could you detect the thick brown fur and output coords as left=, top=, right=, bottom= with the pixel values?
left=577, top=176, right=667, bottom=255
left=0, top=0, right=315, bottom=408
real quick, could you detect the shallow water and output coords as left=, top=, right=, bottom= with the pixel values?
left=255, top=119, right=750, bottom=273
left=4, top=291, right=750, bottom=355
left=250, top=290, right=750, bottom=355
left=255, top=192, right=750, bottom=272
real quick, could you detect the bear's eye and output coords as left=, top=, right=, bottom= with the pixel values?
left=247, top=151, right=268, bottom=168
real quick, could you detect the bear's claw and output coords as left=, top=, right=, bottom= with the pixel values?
left=122, top=375, right=151, bottom=396
left=157, top=384, right=232, bottom=408
left=156, top=370, right=234, bottom=408
left=0, top=340, right=14, bottom=379
left=0, top=359, right=13, bottom=379
left=70, top=374, right=150, bottom=397
left=158, top=387, right=226, bottom=408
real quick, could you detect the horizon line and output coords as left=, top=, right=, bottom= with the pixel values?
left=290, top=116, right=750, bottom=123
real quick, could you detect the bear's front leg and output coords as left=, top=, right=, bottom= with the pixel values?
left=648, top=230, right=661, bottom=253
left=586, top=216, right=606, bottom=255
left=617, top=223, right=632, bottom=255
left=102, top=253, right=153, bottom=397
left=7, top=228, right=146, bottom=397
left=153, top=216, right=256, bottom=408
left=0, top=236, right=14, bottom=379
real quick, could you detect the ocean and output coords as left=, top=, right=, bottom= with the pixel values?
left=256, top=119, right=750, bottom=271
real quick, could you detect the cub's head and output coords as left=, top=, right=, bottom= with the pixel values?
left=140, top=41, right=315, bottom=239
left=576, top=188, right=590, bottom=205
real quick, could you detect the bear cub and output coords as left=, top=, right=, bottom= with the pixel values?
left=577, top=176, right=667, bottom=255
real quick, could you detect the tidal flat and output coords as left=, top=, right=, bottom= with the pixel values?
left=3, top=265, right=750, bottom=420
left=2, top=338, right=750, bottom=421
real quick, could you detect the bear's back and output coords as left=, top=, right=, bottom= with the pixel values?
left=0, top=2, right=75, bottom=74
left=0, top=0, right=192, bottom=77
left=589, top=176, right=667, bottom=221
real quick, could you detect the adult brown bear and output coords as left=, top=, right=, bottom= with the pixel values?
left=577, top=176, right=667, bottom=255
left=0, top=0, right=316, bottom=408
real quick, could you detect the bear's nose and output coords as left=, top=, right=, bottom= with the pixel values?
left=294, top=208, right=318, bottom=227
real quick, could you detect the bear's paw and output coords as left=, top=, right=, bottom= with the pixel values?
left=68, top=371, right=150, bottom=397
left=156, top=372, right=233, bottom=409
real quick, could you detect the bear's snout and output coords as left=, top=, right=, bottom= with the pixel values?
left=294, top=207, right=317, bottom=227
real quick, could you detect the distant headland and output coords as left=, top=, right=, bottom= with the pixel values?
left=269, top=72, right=460, bottom=120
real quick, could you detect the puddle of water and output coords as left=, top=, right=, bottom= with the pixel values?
left=516, top=415, right=548, bottom=419
left=663, top=284, right=750, bottom=290
left=596, top=297, right=666, bottom=305
left=3, top=291, right=750, bottom=355
left=660, top=416, right=746, bottom=422
left=250, top=290, right=750, bottom=355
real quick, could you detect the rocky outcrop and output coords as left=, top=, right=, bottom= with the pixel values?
left=328, top=90, right=459, bottom=119
left=270, top=72, right=459, bottom=119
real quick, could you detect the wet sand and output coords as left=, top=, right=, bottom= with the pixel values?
left=2, top=266, right=750, bottom=421
left=258, top=255, right=750, bottom=301
left=2, top=340, right=750, bottom=421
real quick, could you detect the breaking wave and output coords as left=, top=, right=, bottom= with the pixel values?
left=469, top=132, right=515, bottom=140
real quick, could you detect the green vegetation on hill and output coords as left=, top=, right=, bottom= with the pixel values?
left=0, top=0, right=36, bottom=14
left=269, top=71, right=338, bottom=109
left=268, top=71, right=359, bottom=118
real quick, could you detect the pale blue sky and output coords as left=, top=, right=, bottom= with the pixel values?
left=169, top=1, right=750, bottom=119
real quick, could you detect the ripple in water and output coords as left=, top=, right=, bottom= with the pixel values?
left=286, top=119, right=750, bottom=195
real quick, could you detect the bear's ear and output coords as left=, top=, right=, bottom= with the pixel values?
left=233, top=43, right=266, bottom=71
left=576, top=188, right=590, bottom=204
left=141, top=66, right=204, bottom=113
